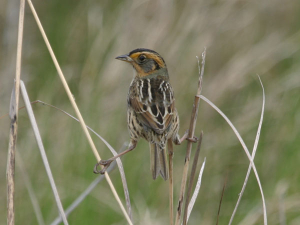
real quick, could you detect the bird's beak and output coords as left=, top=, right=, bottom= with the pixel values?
left=115, top=54, right=133, bottom=62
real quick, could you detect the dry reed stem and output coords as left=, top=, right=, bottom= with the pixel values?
left=198, top=94, right=267, bottom=225
left=7, top=88, right=17, bottom=225
left=175, top=49, right=206, bottom=225
left=20, top=81, right=69, bottom=225
left=6, top=1, right=25, bottom=224
left=229, top=75, right=265, bottom=225
left=168, top=139, right=174, bottom=225
left=25, top=1, right=132, bottom=223
left=16, top=152, right=45, bottom=225
left=182, top=131, right=203, bottom=225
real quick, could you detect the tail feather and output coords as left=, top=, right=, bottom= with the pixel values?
left=150, top=143, right=169, bottom=180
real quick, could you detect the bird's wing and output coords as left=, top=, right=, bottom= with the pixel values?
left=129, top=78, right=175, bottom=134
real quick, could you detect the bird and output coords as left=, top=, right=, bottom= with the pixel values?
left=94, top=48, right=196, bottom=180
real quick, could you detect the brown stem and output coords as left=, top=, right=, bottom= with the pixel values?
left=7, top=90, right=17, bottom=225
left=175, top=49, right=206, bottom=225
left=168, top=139, right=174, bottom=225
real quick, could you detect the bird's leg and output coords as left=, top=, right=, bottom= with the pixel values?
left=93, top=140, right=137, bottom=174
left=174, top=130, right=198, bottom=145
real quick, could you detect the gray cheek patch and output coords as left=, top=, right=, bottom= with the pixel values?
left=141, top=60, right=155, bottom=73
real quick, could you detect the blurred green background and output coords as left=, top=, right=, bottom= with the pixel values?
left=1, top=0, right=300, bottom=224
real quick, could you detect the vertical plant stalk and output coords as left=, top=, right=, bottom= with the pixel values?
left=7, top=88, right=17, bottom=225
left=6, top=0, right=25, bottom=224
left=20, top=81, right=69, bottom=225
left=25, top=1, right=132, bottom=224
left=182, top=131, right=203, bottom=225
left=168, top=139, right=174, bottom=225
left=175, top=49, right=206, bottom=225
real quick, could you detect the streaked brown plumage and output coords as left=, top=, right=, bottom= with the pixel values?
left=94, top=48, right=191, bottom=180
left=122, top=48, right=180, bottom=180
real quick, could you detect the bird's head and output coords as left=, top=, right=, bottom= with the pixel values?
left=116, top=48, right=167, bottom=77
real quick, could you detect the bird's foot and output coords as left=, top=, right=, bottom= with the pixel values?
left=186, top=136, right=198, bottom=143
left=93, top=159, right=113, bottom=174
left=177, top=130, right=198, bottom=144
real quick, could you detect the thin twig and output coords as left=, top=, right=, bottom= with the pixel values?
left=186, top=158, right=206, bottom=223
left=20, top=81, right=69, bottom=225
left=183, top=131, right=203, bottom=225
left=175, top=48, right=206, bottom=225
left=198, top=94, right=267, bottom=225
left=16, top=152, right=45, bottom=225
left=216, top=173, right=228, bottom=225
left=6, top=1, right=25, bottom=224
left=26, top=1, right=132, bottom=223
left=228, top=75, right=265, bottom=225
left=168, top=139, right=174, bottom=225
left=1, top=101, right=42, bottom=120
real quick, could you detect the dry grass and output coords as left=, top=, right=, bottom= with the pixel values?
left=25, top=0, right=132, bottom=223
left=1, top=0, right=300, bottom=224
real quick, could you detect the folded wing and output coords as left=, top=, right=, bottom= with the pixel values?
left=129, top=77, right=175, bottom=134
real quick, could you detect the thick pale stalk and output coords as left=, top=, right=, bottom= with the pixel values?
left=7, top=1, right=25, bottom=224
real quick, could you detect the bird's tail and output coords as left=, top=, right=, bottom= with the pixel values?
left=149, top=143, right=169, bottom=181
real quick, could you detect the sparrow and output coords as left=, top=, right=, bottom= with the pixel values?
left=94, top=48, right=196, bottom=180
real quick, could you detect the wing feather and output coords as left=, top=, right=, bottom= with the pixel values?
left=129, top=77, right=175, bottom=134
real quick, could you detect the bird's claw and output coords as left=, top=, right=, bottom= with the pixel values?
left=178, top=130, right=199, bottom=144
left=99, top=159, right=113, bottom=166
left=93, top=159, right=113, bottom=174
left=183, top=130, right=199, bottom=143
left=186, top=136, right=198, bottom=143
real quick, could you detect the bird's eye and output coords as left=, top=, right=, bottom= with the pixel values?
left=139, top=55, right=146, bottom=62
